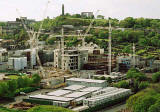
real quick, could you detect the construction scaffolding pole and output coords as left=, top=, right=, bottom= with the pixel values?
left=61, top=27, right=64, bottom=70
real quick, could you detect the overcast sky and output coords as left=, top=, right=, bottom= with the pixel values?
left=0, top=0, right=160, bottom=21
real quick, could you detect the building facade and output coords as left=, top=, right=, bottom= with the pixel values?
left=54, top=49, right=88, bottom=71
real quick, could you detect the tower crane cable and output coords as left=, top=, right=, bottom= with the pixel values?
left=83, top=10, right=100, bottom=46
left=33, top=0, right=51, bottom=78
left=16, top=0, right=51, bottom=78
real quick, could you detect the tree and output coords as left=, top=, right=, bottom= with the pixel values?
left=17, top=77, right=25, bottom=88
left=122, top=45, right=131, bottom=53
left=138, top=81, right=149, bottom=90
left=32, top=74, right=41, bottom=85
left=127, top=68, right=146, bottom=82
left=152, top=71, right=160, bottom=83
left=7, top=80, right=18, bottom=96
left=97, top=15, right=105, bottom=19
left=0, top=82, right=9, bottom=97
left=46, top=37, right=56, bottom=45
left=106, top=77, right=112, bottom=84
left=133, top=96, right=156, bottom=112
left=114, top=80, right=129, bottom=89
left=72, top=14, right=81, bottom=18
left=27, top=105, right=74, bottom=112
left=148, top=99, right=160, bottom=112
left=119, top=17, right=135, bottom=28
left=23, top=76, right=32, bottom=87
left=100, top=76, right=105, bottom=80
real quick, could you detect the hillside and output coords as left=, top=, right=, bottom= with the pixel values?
left=1, top=16, right=160, bottom=58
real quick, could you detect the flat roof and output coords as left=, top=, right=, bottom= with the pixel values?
left=30, top=94, right=74, bottom=102
left=80, top=87, right=102, bottom=92
left=66, top=78, right=106, bottom=83
left=47, top=90, right=72, bottom=96
left=65, top=92, right=90, bottom=98
left=88, top=89, right=131, bottom=101
left=63, top=85, right=86, bottom=91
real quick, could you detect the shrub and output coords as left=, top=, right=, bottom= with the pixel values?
left=27, top=105, right=74, bottom=112
left=15, top=87, right=37, bottom=95
left=23, top=99, right=53, bottom=105
left=114, top=80, right=129, bottom=89
left=152, top=71, right=160, bottom=83
left=138, top=81, right=149, bottom=90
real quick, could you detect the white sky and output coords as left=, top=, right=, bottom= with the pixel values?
left=0, top=0, right=160, bottom=21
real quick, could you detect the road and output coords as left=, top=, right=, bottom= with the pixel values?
left=3, top=89, right=53, bottom=108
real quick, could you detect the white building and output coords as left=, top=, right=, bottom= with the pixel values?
left=66, top=78, right=107, bottom=87
left=8, top=57, right=27, bottom=71
left=81, top=12, right=94, bottom=18
left=83, top=88, right=132, bottom=107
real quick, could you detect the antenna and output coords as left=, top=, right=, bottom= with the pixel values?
left=108, top=19, right=112, bottom=75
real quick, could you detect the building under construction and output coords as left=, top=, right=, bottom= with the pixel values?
left=54, top=48, right=88, bottom=71
left=83, top=53, right=117, bottom=74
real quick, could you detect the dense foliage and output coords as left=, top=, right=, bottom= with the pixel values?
left=126, top=84, right=160, bottom=112
left=0, top=74, right=41, bottom=98
left=152, top=71, right=160, bottom=83
left=1, top=16, right=160, bottom=58
left=0, top=107, right=24, bottom=112
left=0, top=106, right=74, bottom=112
left=27, top=105, right=74, bottom=112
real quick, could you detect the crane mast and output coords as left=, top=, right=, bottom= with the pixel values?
left=108, top=20, right=112, bottom=75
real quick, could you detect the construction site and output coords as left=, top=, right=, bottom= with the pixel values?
left=1, top=1, right=158, bottom=112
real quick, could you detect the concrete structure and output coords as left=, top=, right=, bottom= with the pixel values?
left=64, top=85, right=86, bottom=91
left=28, top=85, right=99, bottom=107
left=0, top=48, right=8, bottom=70
left=29, top=94, right=74, bottom=107
left=80, top=87, right=102, bottom=92
left=0, top=48, right=8, bottom=64
left=152, top=60, right=160, bottom=71
left=66, top=78, right=107, bottom=87
left=79, top=42, right=104, bottom=54
left=8, top=57, right=27, bottom=71
left=64, top=92, right=91, bottom=98
left=81, top=12, right=94, bottom=18
left=83, top=88, right=132, bottom=107
left=54, top=48, right=88, bottom=71
left=117, top=54, right=140, bottom=72
left=47, top=90, right=72, bottom=96
left=0, top=17, right=35, bottom=37
left=28, top=86, right=131, bottom=109
left=0, top=74, right=5, bottom=80
left=93, top=72, right=126, bottom=82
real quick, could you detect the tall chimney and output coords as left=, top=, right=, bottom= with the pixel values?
left=62, top=4, right=64, bottom=16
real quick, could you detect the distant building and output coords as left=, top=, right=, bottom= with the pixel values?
left=0, top=17, right=36, bottom=35
left=54, top=48, right=88, bottom=71
left=81, top=12, right=94, bottom=18
left=117, top=54, right=140, bottom=72
left=0, top=48, right=8, bottom=64
left=80, top=42, right=116, bottom=73
left=8, top=57, right=27, bottom=71
left=0, top=48, right=8, bottom=70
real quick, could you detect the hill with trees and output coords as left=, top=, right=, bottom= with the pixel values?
left=1, top=15, right=160, bottom=58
